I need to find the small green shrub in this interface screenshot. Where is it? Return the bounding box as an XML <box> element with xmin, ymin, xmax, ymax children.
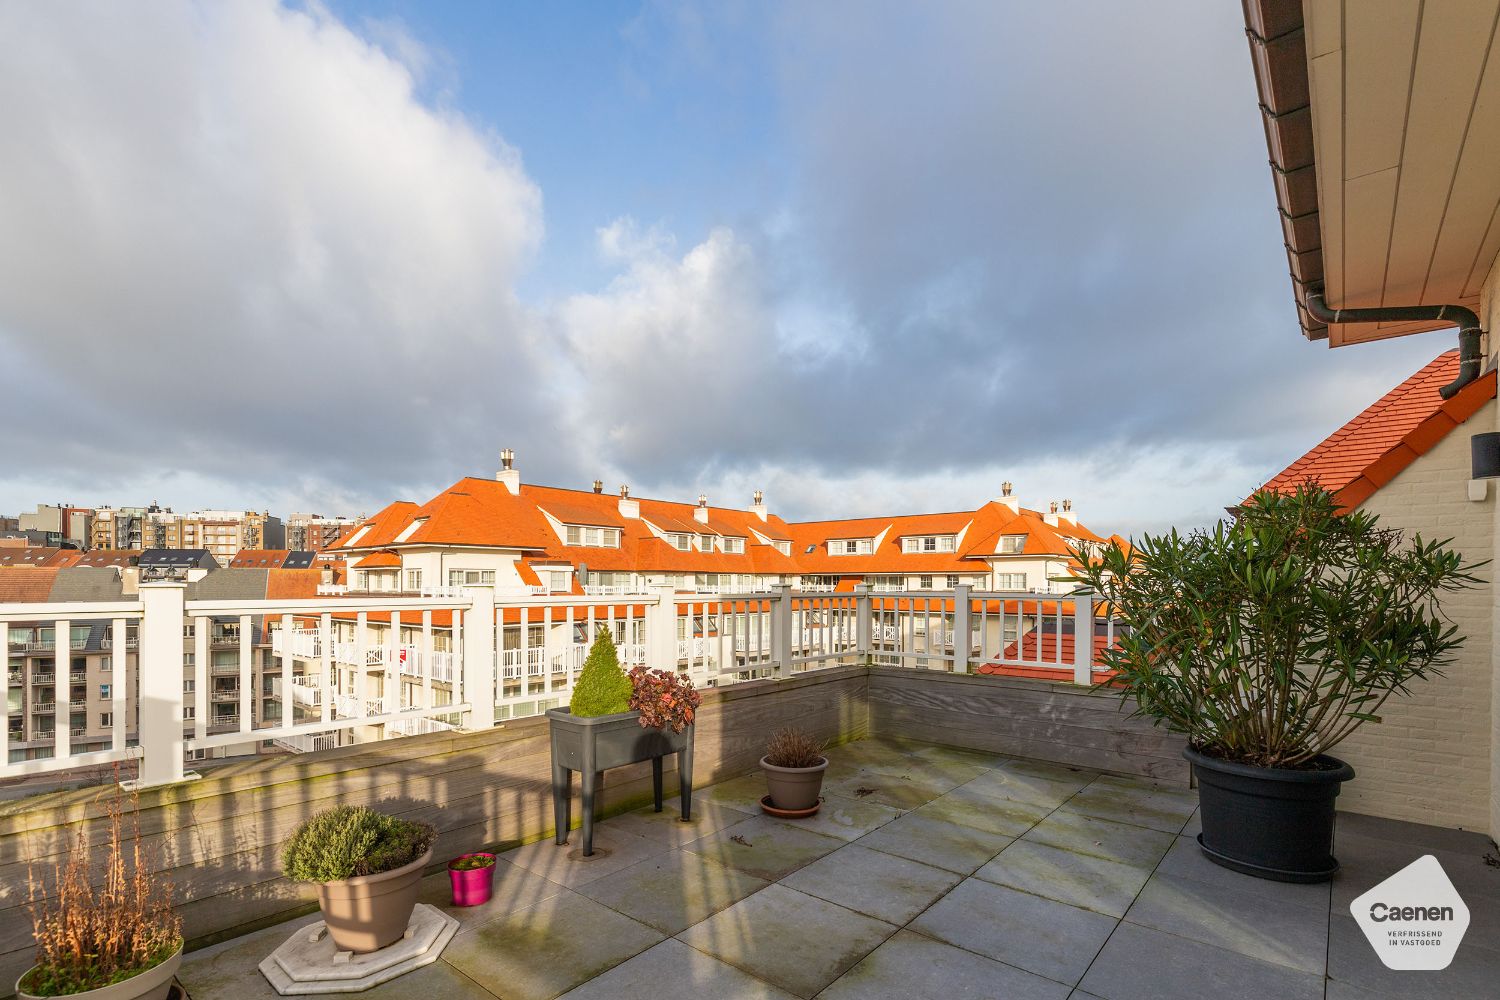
<box><xmin>569</xmin><ymin>630</ymin><xmax>632</xmax><ymax>716</ymax></box>
<box><xmin>448</xmin><ymin>854</ymin><xmax>495</xmax><ymax>871</ymax></box>
<box><xmin>282</xmin><ymin>806</ymin><xmax>436</xmax><ymax>882</ymax></box>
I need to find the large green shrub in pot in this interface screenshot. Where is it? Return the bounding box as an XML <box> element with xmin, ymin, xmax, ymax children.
<box><xmin>282</xmin><ymin>806</ymin><xmax>436</xmax><ymax>882</ymax></box>
<box><xmin>1071</xmin><ymin>485</ymin><xmax>1480</xmax><ymax>768</ymax></box>
<box><xmin>568</xmin><ymin>629</ymin><xmax>632</xmax><ymax>717</ymax></box>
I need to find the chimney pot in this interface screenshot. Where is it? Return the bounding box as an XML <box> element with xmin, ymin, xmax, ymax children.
<box><xmin>620</xmin><ymin>484</ymin><xmax>630</xmax><ymax>498</ymax></box>
<box><xmin>1062</xmin><ymin>499</ymin><xmax>1072</xmax><ymax>512</ymax></box>
<box><xmin>592</xmin><ymin>479</ymin><xmax>603</xmax><ymax>494</ymax></box>
<box><xmin>1050</xmin><ymin>501</ymin><xmax>1058</xmax><ymax>514</ymax></box>
<box><xmin>753</xmin><ymin>490</ymin><xmax>763</xmax><ymax>505</ymax></box>
<box><xmin>500</xmin><ymin>448</ymin><xmax>514</xmax><ymax>470</ymax></box>
<box><xmin>698</xmin><ymin>494</ymin><xmax>708</xmax><ymax>507</ymax></box>
<box><xmin>1002</xmin><ymin>481</ymin><xmax>1013</xmax><ymax>497</ymax></box>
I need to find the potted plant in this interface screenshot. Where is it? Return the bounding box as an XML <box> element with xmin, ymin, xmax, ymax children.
<box><xmin>281</xmin><ymin>805</ymin><xmax>436</xmax><ymax>953</ymax></box>
<box><xmin>760</xmin><ymin>726</ymin><xmax>828</xmax><ymax>815</ymax></box>
<box><xmin>1072</xmin><ymin>485</ymin><xmax>1477</xmax><ymax>882</ymax></box>
<box><xmin>20</xmin><ymin>790</ymin><xmax>182</xmax><ymax>1000</ymax></box>
<box><xmin>548</xmin><ymin>631</ymin><xmax>701</xmax><ymax>855</ymax></box>
<box><xmin>447</xmin><ymin>852</ymin><xmax>497</xmax><ymax>907</ymax></box>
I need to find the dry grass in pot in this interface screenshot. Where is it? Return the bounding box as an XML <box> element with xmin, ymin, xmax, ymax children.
<box><xmin>764</xmin><ymin>726</ymin><xmax>826</xmax><ymax>768</ymax></box>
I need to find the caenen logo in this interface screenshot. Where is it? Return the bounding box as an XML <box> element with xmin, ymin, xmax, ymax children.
<box><xmin>1351</xmin><ymin>855</ymin><xmax>1469</xmax><ymax>971</ymax></box>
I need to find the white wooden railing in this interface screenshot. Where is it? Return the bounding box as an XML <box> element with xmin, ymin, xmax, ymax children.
<box><xmin>2</xmin><ymin>583</ymin><xmax>1113</xmax><ymax>785</ymax></box>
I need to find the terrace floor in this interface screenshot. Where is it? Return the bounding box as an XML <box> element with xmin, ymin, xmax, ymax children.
<box><xmin>176</xmin><ymin>738</ymin><xmax>1500</xmax><ymax>1000</ymax></box>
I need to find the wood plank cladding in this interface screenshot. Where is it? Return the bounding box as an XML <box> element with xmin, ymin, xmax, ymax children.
<box><xmin>867</xmin><ymin>668</ymin><xmax>1188</xmax><ymax>784</ymax></box>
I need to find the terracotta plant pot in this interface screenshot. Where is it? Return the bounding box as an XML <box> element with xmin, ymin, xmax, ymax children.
<box><xmin>448</xmin><ymin>853</ymin><xmax>497</xmax><ymax>907</ymax></box>
<box><xmin>761</xmin><ymin>755</ymin><xmax>828</xmax><ymax>811</ymax></box>
<box><xmin>17</xmin><ymin>943</ymin><xmax>182</xmax><ymax>1000</ymax></box>
<box><xmin>316</xmin><ymin>848</ymin><xmax>432</xmax><ymax>953</ymax></box>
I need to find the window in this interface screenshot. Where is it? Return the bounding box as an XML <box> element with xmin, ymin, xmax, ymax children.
<box><xmin>100</xmin><ymin>712</ymin><xmax>112</xmax><ymax>727</ymax></box>
<box><xmin>902</xmin><ymin>535</ymin><xmax>955</xmax><ymax>553</ymax></box>
<box><xmin>405</xmin><ymin>569</ymin><xmax>423</xmax><ymax>592</ymax></box>
<box><xmin>447</xmin><ymin>569</ymin><xmax>496</xmax><ymax>586</ymax></box>
<box><xmin>997</xmin><ymin>535</ymin><xmax>1025</xmax><ymax>554</ymax></box>
<box><xmin>668</xmin><ymin>533</ymin><xmax>692</xmax><ymax>551</ymax></box>
<box><xmin>946</xmin><ymin>575</ymin><xmax>960</xmax><ymax>588</ymax></box>
<box><xmin>774</xmin><ymin>540</ymin><xmax>791</xmax><ymax>556</ymax></box>
<box><xmin>549</xmin><ymin>571</ymin><xmax>569</xmax><ymax>592</ymax></box>
<box><xmin>995</xmin><ymin>573</ymin><xmax>1027</xmax><ymax>590</ymax></box>
<box><xmin>844</xmin><ymin>539</ymin><xmax>859</xmax><ymax>553</ymax></box>
<box><xmin>565</xmin><ymin>525</ymin><xmax>621</xmax><ymax>548</ymax></box>
<box><xmin>832</xmin><ymin>538</ymin><xmax>872</xmax><ymax>555</ymax></box>
<box><xmin>723</xmin><ymin>537</ymin><xmax>745</xmax><ymax>554</ymax></box>
<box><xmin>99</xmin><ymin>684</ymin><xmax>111</xmax><ymax>699</ymax></box>
<box><xmin>919</xmin><ymin>575</ymin><xmax>934</xmax><ymax>590</ymax></box>
<box><xmin>183</xmin><ymin>679</ymin><xmax>195</xmax><ymax>693</ymax></box>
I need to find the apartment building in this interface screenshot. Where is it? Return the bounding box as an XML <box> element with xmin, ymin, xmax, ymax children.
<box><xmin>17</xmin><ymin>504</ymin><xmax>92</xmax><ymax>549</ymax></box>
<box><xmin>330</xmin><ymin>456</ymin><xmax>1118</xmax><ymax>598</ymax></box>
<box><xmin>285</xmin><ymin>513</ymin><xmax>359</xmax><ymax>553</ymax></box>
<box><xmin>90</xmin><ymin>506</ymin><xmax>150</xmax><ymax>550</ymax></box>
<box><xmin>143</xmin><ymin>509</ymin><xmax>284</xmax><ymax>564</ymax></box>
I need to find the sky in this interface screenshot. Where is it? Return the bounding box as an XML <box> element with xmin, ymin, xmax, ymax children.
<box><xmin>0</xmin><ymin>1</ymin><xmax>1450</xmax><ymax>538</ymax></box>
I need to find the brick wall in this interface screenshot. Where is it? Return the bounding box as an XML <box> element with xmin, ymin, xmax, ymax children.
<box><xmin>1342</xmin><ymin>395</ymin><xmax>1495</xmax><ymax>833</ymax></box>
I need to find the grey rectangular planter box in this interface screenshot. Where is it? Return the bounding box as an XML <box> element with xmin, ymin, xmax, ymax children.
<box><xmin>548</xmin><ymin>707</ymin><xmax>694</xmax><ymax>856</ymax></box>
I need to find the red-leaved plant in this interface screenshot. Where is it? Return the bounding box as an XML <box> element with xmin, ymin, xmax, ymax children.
<box><xmin>628</xmin><ymin>666</ymin><xmax>701</xmax><ymax>733</ymax></box>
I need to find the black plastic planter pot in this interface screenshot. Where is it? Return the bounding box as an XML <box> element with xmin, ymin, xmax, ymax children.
<box><xmin>1185</xmin><ymin>747</ymin><xmax>1355</xmax><ymax>883</ymax></box>
<box><xmin>548</xmin><ymin>707</ymin><xmax>694</xmax><ymax>857</ymax></box>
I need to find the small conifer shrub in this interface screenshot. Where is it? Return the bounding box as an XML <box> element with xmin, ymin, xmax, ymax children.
<box><xmin>569</xmin><ymin>630</ymin><xmax>633</xmax><ymax>716</ymax></box>
<box><xmin>282</xmin><ymin>806</ymin><xmax>436</xmax><ymax>882</ymax></box>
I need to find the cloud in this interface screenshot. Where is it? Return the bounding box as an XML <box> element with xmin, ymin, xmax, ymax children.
<box><xmin>0</xmin><ymin>0</ymin><xmax>541</xmax><ymax>508</ymax></box>
<box><xmin>0</xmin><ymin>1</ymin><xmax>1454</xmax><ymax>537</ymax></box>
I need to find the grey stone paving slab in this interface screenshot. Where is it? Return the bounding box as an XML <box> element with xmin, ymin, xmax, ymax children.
<box><xmin>500</xmin><ymin>825</ymin><xmax>667</xmax><ymax>888</ymax></box>
<box><xmin>696</xmin><ymin>771</ymin><xmax>772</xmax><ymax>812</ymax></box>
<box><xmin>1077</xmin><ymin>921</ymin><xmax>1324</xmax><ymax>1000</ymax></box>
<box><xmin>777</xmin><ymin>791</ymin><xmax>903</xmax><ymax>841</ymax></box>
<box><xmin>576</xmin><ymin>847</ymin><xmax>769</xmax><ymax>935</ymax></box>
<box><xmin>178</xmin><ymin>913</ymin><xmax>488</xmax><ymax>1000</ymax></box>
<box><xmin>1330</xmin><ymin>829</ymin><xmax>1500</xmax><ymax>936</ymax></box>
<box><xmin>910</xmin><ymin>743</ymin><xmax>1010</xmax><ymax>768</ymax></box>
<box><xmin>677</xmin><ymin>883</ymin><xmax>897</xmax><ymax>999</ymax></box>
<box><xmin>781</xmin><ymin>843</ymin><xmax>962</xmax><ymax>924</ymax></box>
<box><xmin>607</xmin><ymin>797</ymin><xmax>755</xmax><ymax>848</ymax></box>
<box><xmin>1181</xmin><ymin>807</ymin><xmax>1202</xmax><ymax>839</ymax></box>
<box><xmin>910</xmin><ymin>877</ymin><xmax>1116</xmax><ymax>985</ymax></box>
<box><xmin>956</xmin><ymin>766</ymin><xmax>1092</xmax><ymax>808</ymax></box>
<box><xmin>1022</xmin><ymin>808</ymin><xmax>1175</xmax><ymax>869</ymax></box>
<box><xmin>974</xmin><ymin>838</ymin><xmax>1153</xmax><ymax>917</ymax></box>
<box><xmin>1060</xmin><ymin>779</ymin><xmax>1197</xmax><ymax>833</ymax></box>
<box><xmin>823</xmin><ymin>769</ymin><xmax>955</xmax><ymax>810</ymax></box>
<box><xmin>417</xmin><ymin>858</ymin><xmax>566</xmax><ymax>933</ymax></box>
<box><xmin>995</xmin><ymin>757</ymin><xmax>1098</xmax><ymax>783</ymax></box>
<box><xmin>910</xmin><ymin>784</ymin><xmax>1054</xmax><ymax>837</ymax></box>
<box><xmin>1123</xmin><ymin>871</ymin><xmax>1329</xmax><ymax>974</ymax></box>
<box><xmin>559</xmin><ymin>938</ymin><xmax>796</xmax><ymax>1000</ymax></box>
<box><xmin>815</xmin><ymin>928</ymin><xmax>1070</xmax><ymax>1000</ymax></box>
<box><xmin>1155</xmin><ymin>835</ymin><xmax>1330</xmax><ymax>911</ymax></box>
<box><xmin>1326</xmin><ymin>912</ymin><xmax>1500</xmax><ymax>1000</ymax></box>
<box><xmin>443</xmin><ymin>888</ymin><xmax>662</xmax><ymax>1000</ymax></box>
<box><xmin>855</xmin><ymin>809</ymin><xmax>1014</xmax><ymax>874</ymax></box>
<box><xmin>683</xmin><ymin>814</ymin><xmax>845</xmax><ymax>880</ymax></box>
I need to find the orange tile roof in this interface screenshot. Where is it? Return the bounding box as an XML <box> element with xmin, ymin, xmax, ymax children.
<box><xmin>0</xmin><ymin>567</ymin><xmax>60</xmax><ymax>602</ymax></box>
<box><xmin>0</xmin><ymin>547</ymin><xmax>66</xmax><ymax>567</ymax></box>
<box><xmin>266</xmin><ymin>567</ymin><xmax>341</xmax><ymax>600</ymax></box>
<box><xmin>1261</xmin><ymin>351</ymin><xmax>1497</xmax><ymax>510</ymax></box>
<box><xmin>353</xmin><ymin>550</ymin><xmax>401</xmax><ymax>569</ymax></box>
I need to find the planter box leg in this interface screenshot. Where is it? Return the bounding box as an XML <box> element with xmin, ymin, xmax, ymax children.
<box><xmin>552</xmin><ymin>761</ymin><xmax>572</xmax><ymax>845</ymax></box>
<box><xmin>678</xmin><ymin>742</ymin><xmax>693</xmax><ymax>821</ymax></box>
<box><xmin>652</xmin><ymin>756</ymin><xmax>664</xmax><ymax>813</ymax></box>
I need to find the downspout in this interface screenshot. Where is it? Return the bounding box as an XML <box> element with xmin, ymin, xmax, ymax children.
<box><xmin>1306</xmin><ymin>291</ymin><xmax>1485</xmax><ymax>399</ymax></box>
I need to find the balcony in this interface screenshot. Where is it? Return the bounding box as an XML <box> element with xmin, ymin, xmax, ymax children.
<box><xmin>31</xmin><ymin>703</ymin><xmax>54</xmax><ymax>714</ymax></box>
<box><xmin>30</xmin><ymin>673</ymin><xmax>53</xmax><ymax>685</ymax></box>
<box><xmin>163</xmin><ymin>733</ymin><xmax>1500</xmax><ymax>1000</ymax></box>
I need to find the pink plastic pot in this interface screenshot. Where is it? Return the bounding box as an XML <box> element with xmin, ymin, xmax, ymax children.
<box><xmin>447</xmin><ymin>853</ymin><xmax>497</xmax><ymax>907</ymax></box>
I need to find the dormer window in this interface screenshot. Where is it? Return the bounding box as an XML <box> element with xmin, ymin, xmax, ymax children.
<box><xmin>774</xmin><ymin>540</ymin><xmax>790</xmax><ymax>556</ymax></box>
<box><xmin>394</xmin><ymin>518</ymin><xmax>427</xmax><ymax>543</ymax></box>
<box><xmin>997</xmin><ymin>535</ymin><xmax>1025</xmax><ymax>554</ymax></box>
<box><xmin>830</xmin><ymin>538</ymin><xmax>873</xmax><ymax>555</ymax></box>
<box><xmin>668</xmin><ymin>533</ymin><xmax>692</xmax><ymax>551</ymax></box>
<box><xmin>564</xmin><ymin>525</ymin><xmax>622</xmax><ymax>548</ymax></box>
<box><xmin>902</xmin><ymin>535</ymin><xmax>955</xmax><ymax>553</ymax></box>
<box><xmin>722</xmin><ymin>537</ymin><xmax>745</xmax><ymax>554</ymax></box>
<box><xmin>698</xmin><ymin>533</ymin><xmax>715</xmax><ymax>550</ymax></box>
<box><xmin>344</xmin><ymin>525</ymin><xmax>371</xmax><ymax>548</ymax></box>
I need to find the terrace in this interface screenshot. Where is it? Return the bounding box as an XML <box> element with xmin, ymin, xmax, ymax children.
<box><xmin>169</xmin><ymin>739</ymin><xmax>1500</xmax><ymax>1000</ymax></box>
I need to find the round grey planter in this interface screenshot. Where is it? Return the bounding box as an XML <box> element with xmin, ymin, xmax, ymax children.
<box><xmin>17</xmin><ymin>943</ymin><xmax>182</xmax><ymax>1000</ymax></box>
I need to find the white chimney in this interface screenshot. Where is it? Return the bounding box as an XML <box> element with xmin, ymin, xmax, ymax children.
<box><xmin>1058</xmin><ymin>498</ymin><xmax>1077</xmax><ymax>526</ymax></box>
<box><xmin>497</xmin><ymin>448</ymin><xmax>520</xmax><ymax>495</ymax></box>
<box><xmin>694</xmin><ymin>494</ymin><xmax>710</xmax><ymax>524</ymax></box>
<box><xmin>1044</xmin><ymin>500</ymin><xmax>1060</xmax><ymax>527</ymax></box>
<box><xmin>750</xmin><ymin>490</ymin><xmax>768</xmax><ymax>522</ymax></box>
<box><xmin>995</xmin><ymin>481</ymin><xmax>1020</xmax><ymax>514</ymax></box>
<box><xmin>618</xmin><ymin>484</ymin><xmax>639</xmax><ymax>519</ymax></box>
